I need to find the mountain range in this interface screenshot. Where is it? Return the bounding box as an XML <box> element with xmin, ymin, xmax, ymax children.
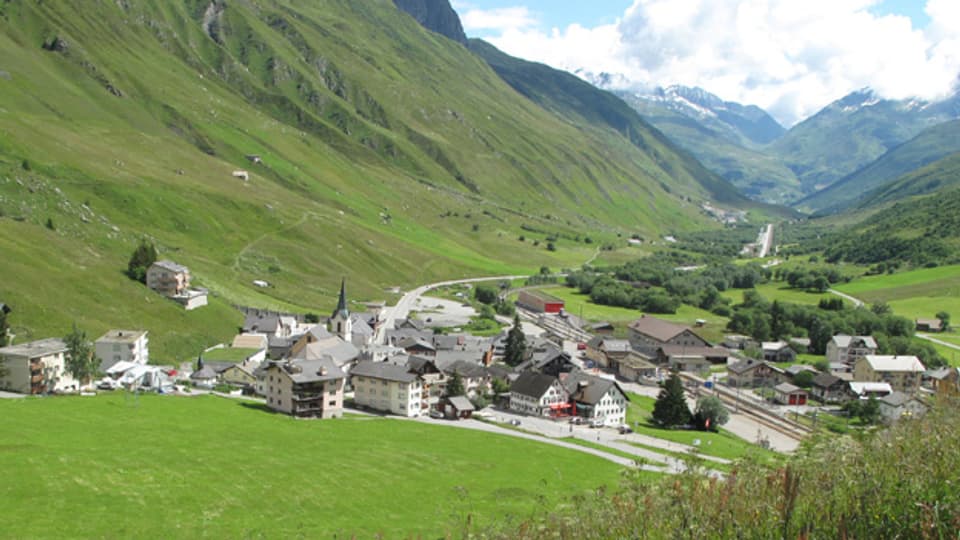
<box><xmin>0</xmin><ymin>0</ymin><xmax>759</xmax><ymax>357</ymax></box>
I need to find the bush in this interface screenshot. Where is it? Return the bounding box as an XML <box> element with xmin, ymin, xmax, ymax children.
<box><xmin>474</xmin><ymin>285</ymin><xmax>498</xmax><ymax>305</ymax></box>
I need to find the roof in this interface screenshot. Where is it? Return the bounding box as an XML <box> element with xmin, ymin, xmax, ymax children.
<box><xmin>269</xmin><ymin>357</ymin><xmax>345</xmax><ymax>383</ymax></box>
<box><xmin>398</xmin><ymin>337</ymin><xmax>436</xmax><ymax>351</ymax></box>
<box><xmin>830</xmin><ymin>334</ymin><xmax>878</xmax><ymax>349</ymax></box>
<box><xmin>774</xmin><ymin>382</ymin><xmax>804</xmax><ymax>394</ymax></box>
<box><xmin>848</xmin><ymin>381</ymin><xmax>893</xmax><ymax>395</ymax></box>
<box><xmin>762</xmin><ymin>341</ymin><xmax>790</xmax><ymax>351</ymax></box>
<box><xmin>202</xmin><ymin>347</ymin><xmax>260</xmax><ymax>363</ymax></box>
<box><xmin>350</xmin><ymin>314</ymin><xmax>374</xmax><ymax>336</ymax></box>
<box><xmin>95</xmin><ymin>330</ymin><xmax>147</xmax><ymax>344</ymax></box>
<box><xmin>519</xmin><ymin>289</ymin><xmax>565</xmax><ymax>303</ymax></box>
<box><xmin>785</xmin><ymin>364</ymin><xmax>817</xmax><ymax>376</ymax></box>
<box><xmin>602</xmin><ymin>339</ymin><xmax>631</xmax><ymax>353</ymax></box>
<box><xmin>394</xmin><ymin>318</ymin><xmax>426</xmax><ymax>331</ymax></box>
<box><xmin>659</xmin><ymin>345</ymin><xmax>729</xmax><ymax>358</ymax></box>
<box><xmin>628</xmin><ymin>315</ymin><xmax>690</xmax><ymax>342</ymax></box>
<box><xmin>350</xmin><ymin>360</ymin><xmax>418</xmax><ymax>383</ymax></box>
<box><xmin>298</xmin><ymin>340</ymin><xmax>359</xmax><ymax>365</ymax></box>
<box><xmin>0</xmin><ymin>337</ymin><xmax>68</xmax><ymax>358</ymax></box>
<box><xmin>510</xmin><ymin>371</ymin><xmax>560</xmax><ymax>399</ymax></box>
<box><xmin>441</xmin><ymin>359</ymin><xmax>489</xmax><ymax>379</ymax></box>
<box><xmin>880</xmin><ymin>391</ymin><xmax>915</xmax><ymax>407</ymax></box>
<box><xmin>405</xmin><ymin>356</ymin><xmax>441</xmax><ymax>374</ymax></box>
<box><xmin>727</xmin><ymin>358</ymin><xmax>766</xmax><ymax>375</ymax></box>
<box><xmin>916</xmin><ymin>318</ymin><xmax>943</xmax><ymax>330</ymax></box>
<box><xmin>563</xmin><ymin>372</ymin><xmax>626</xmax><ymax>406</ymax></box>
<box><xmin>190</xmin><ymin>365</ymin><xmax>218</xmax><ymax>380</ymax></box>
<box><xmin>243</xmin><ymin>314</ymin><xmax>280</xmax><ymax>333</ymax></box>
<box><xmin>812</xmin><ymin>373</ymin><xmax>842</xmax><ymax>388</ymax></box>
<box><xmin>232</xmin><ymin>333</ymin><xmax>268</xmax><ymax>350</ymax></box>
<box><xmin>447</xmin><ymin>395</ymin><xmax>475</xmax><ymax>411</ymax></box>
<box><xmin>862</xmin><ymin>355</ymin><xmax>925</xmax><ymax>373</ymax></box>
<box><xmin>619</xmin><ymin>351</ymin><xmax>657</xmax><ymax>369</ymax></box>
<box><xmin>927</xmin><ymin>367</ymin><xmax>959</xmax><ymax>380</ymax></box>
<box><xmin>589</xmin><ymin>321</ymin><xmax>614</xmax><ymax>330</ymax></box>
<box><xmin>151</xmin><ymin>260</ymin><xmax>188</xmax><ymax>273</ymax></box>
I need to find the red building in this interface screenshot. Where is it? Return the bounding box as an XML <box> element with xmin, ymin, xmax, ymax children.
<box><xmin>517</xmin><ymin>290</ymin><xmax>565</xmax><ymax>314</ymax></box>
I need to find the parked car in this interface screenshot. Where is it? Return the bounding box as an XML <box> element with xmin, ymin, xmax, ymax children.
<box><xmin>508</xmin><ymin>419</ymin><xmax>522</xmax><ymax>426</ymax></box>
<box><xmin>577</xmin><ymin>342</ymin><xmax>587</xmax><ymax>350</ymax></box>
<box><xmin>569</xmin><ymin>416</ymin><xmax>583</xmax><ymax>425</ymax></box>
<box><xmin>97</xmin><ymin>378</ymin><xmax>117</xmax><ymax>390</ymax></box>
<box><xmin>618</xmin><ymin>424</ymin><xmax>633</xmax><ymax>434</ymax></box>
<box><xmin>589</xmin><ymin>419</ymin><xmax>604</xmax><ymax>428</ymax></box>
<box><xmin>429</xmin><ymin>410</ymin><xmax>444</xmax><ymax>419</ymax></box>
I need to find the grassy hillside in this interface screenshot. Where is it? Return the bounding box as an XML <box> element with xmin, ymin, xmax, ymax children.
<box><xmin>0</xmin><ymin>394</ymin><xmax>627</xmax><ymax>537</ymax></box>
<box><xmin>0</xmin><ymin>0</ymin><xmax>740</xmax><ymax>359</ymax></box>
<box><xmin>856</xmin><ymin>150</ymin><xmax>960</xmax><ymax>209</ymax></box>
<box><xmin>799</xmin><ymin>120</ymin><xmax>960</xmax><ymax>213</ymax></box>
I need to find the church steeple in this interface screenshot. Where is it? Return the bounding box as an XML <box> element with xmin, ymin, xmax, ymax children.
<box><xmin>330</xmin><ymin>278</ymin><xmax>352</xmax><ymax>341</ymax></box>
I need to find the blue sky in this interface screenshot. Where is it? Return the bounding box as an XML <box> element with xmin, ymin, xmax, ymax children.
<box><xmin>454</xmin><ymin>1</ymin><xmax>960</xmax><ymax>125</ymax></box>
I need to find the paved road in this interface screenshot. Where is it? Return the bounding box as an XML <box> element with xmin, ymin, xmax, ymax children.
<box><xmin>374</xmin><ymin>275</ymin><xmax>528</xmax><ymax>344</ymax></box>
<box><xmin>758</xmin><ymin>223</ymin><xmax>774</xmax><ymax>258</ymax></box>
<box><xmin>917</xmin><ymin>333</ymin><xmax>960</xmax><ymax>352</ymax></box>
<box><xmin>828</xmin><ymin>288</ymin><xmax>865</xmax><ymax>308</ymax></box>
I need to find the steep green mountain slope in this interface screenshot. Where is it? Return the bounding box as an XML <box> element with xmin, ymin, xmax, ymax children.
<box><xmin>798</xmin><ymin>120</ymin><xmax>960</xmax><ymax>213</ymax></box>
<box><xmin>856</xmin><ymin>151</ymin><xmax>960</xmax><ymax>209</ymax></box>
<box><xmin>467</xmin><ymin>39</ymin><xmax>750</xmax><ymax>207</ymax></box>
<box><xmin>771</xmin><ymin>89</ymin><xmax>960</xmax><ymax>196</ymax></box>
<box><xmin>614</xmin><ymin>92</ymin><xmax>801</xmax><ymax>203</ymax></box>
<box><xmin>0</xmin><ymin>0</ymin><xmax>733</xmax><ymax>360</ymax></box>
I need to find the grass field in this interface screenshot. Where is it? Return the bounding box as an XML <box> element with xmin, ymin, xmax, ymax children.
<box><xmin>624</xmin><ymin>393</ymin><xmax>779</xmax><ymax>464</ymax></box>
<box><xmin>834</xmin><ymin>265</ymin><xmax>960</xmax><ymax>320</ymax></box>
<box><xmin>0</xmin><ymin>394</ymin><xmax>628</xmax><ymax>538</ymax></box>
<box><xmin>721</xmin><ymin>282</ymin><xmax>837</xmax><ymax>306</ymax></box>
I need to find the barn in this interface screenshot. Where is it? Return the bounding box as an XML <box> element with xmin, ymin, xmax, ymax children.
<box><xmin>517</xmin><ymin>290</ymin><xmax>565</xmax><ymax>314</ymax></box>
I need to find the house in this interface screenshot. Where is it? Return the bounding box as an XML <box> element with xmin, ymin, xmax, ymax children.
<box><xmin>616</xmin><ymin>351</ymin><xmax>658</xmax><ymax>382</ymax></box>
<box><xmin>657</xmin><ymin>345</ymin><xmax>730</xmax><ymax>366</ymax></box>
<box><xmin>0</xmin><ymin>338</ymin><xmax>77</xmax><ymax>394</ymax></box>
<box><xmin>810</xmin><ymin>373</ymin><xmax>847</xmax><ymax>403</ymax></box>
<box><xmin>261</xmin><ymin>357</ymin><xmax>345</xmax><ymax>418</ymax></box>
<box><xmin>219</xmin><ymin>363</ymin><xmax>257</xmax><ymax>388</ymax></box>
<box><xmin>289</xmin><ymin>326</ymin><xmax>359</xmax><ymax>368</ymax></box>
<box><xmin>517</xmin><ymin>349</ymin><xmax>577</xmax><ymax>377</ymax></box>
<box><xmin>761</xmin><ymin>341</ymin><xmax>796</xmax><ymax>363</ymax></box>
<box><xmin>785</xmin><ymin>364</ymin><xmax>818</xmax><ymax>381</ymax></box>
<box><xmin>774</xmin><ymin>383</ymin><xmax>807</xmax><ymax>405</ymax></box>
<box><xmin>915</xmin><ymin>318</ymin><xmax>944</xmax><ymax>332</ymax></box>
<box><xmin>665</xmin><ymin>353</ymin><xmax>712</xmax><ymax>374</ymax></box>
<box><xmin>242</xmin><ymin>313</ymin><xmax>297</xmax><ymax>338</ymax></box>
<box><xmin>517</xmin><ymin>290</ymin><xmax>565</xmax><ymax>314</ymax></box>
<box><xmin>829</xmin><ymin>362</ymin><xmax>854</xmax><ymax>380</ymax></box>
<box><xmin>826</xmin><ymin>335</ymin><xmax>878</xmax><ymax>364</ymax></box>
<box><xmin>853</xmin><ymin>355</ymin><xmax>925</xmax><ymax>393</ymax></box>
<box><xmin>727</xmin><ymin>358</ymin><xmax>783</xmax><ymax>388</ymax></box>
<box><xmin>146</xmin><ymin>260</ymin><xmax>191</xmax><ymax>296</ymax></box>
<box><xmin>94</xmin><ymin>330</ymin><xmax>149</xmax><ymax>372</ymax></box>
<box><xmin>145</xmin><ymin>261</ymin><xmax>208</xmax><ymax>310</ymax></box>
<box><xmin>440</xmin><ymin>395</ymin><xmax>475</xmax><ymax>419</ymax></box>
<box><xmin>722</xmin><ymin>334</ymin><xmax>758</xmax><ymax>351</ymax></box>
<box><xmin>788</xmin><ymin>337</ymin><xmax>811</xmax><ymax>353</ymax></box>
<box><xmin>403</xmin><ymin>356</ymin><xmax>446</xmax><ymax>409</ymax></box>
<box><xmin>231</xmin><ymin>333</ymin><xmax>269</xmax><ymax>352</ymax></box>
<box><xmin>441</xmin><ymin>360</ymin><xmax>491</xmax><ymax>397</ymax></box>
<box><xmin>394</xmin><ymin>318</ymin><xmax>427</xmax><ymax>331</ymax></box>
<box><xmin>588</xmin><ymin>321</ymin><xmax>614</xmax><ymax>335</ymax></box>
<box><xmin>879</xmin><ymin>392</ymin><xmax>929</xmax><ymax>423</ymax></box>
<box><xmin>397</xmin><ymin>337</ymin><xmax>436</xmax><ymax>357</ymax></box>
<box><xmin>563</xmin><ymin>371</ymin><xmax>629</xmax><ymax>427</ymax></box>
<box><xmin>848</xmin><ymin>381</ymin><xmax>893</xmax><ymax>400</ymax></box>
<box><xmin>584</xmin><ymin>337</ymin><xmax>631</xmax><ymax>368</ymax></box>
<box><xmin>628</xmin><ymin>315</ymin><xmax>710</xmax><ymax>354</ymax></box>
<box><xmin>509</xmin><ymin>371</ymin><xmax>570</xmax><ymax>417</ymax></box>
<box><xmin>350</xmin><ymin>360</ymin><xmax>423</xmax><ymax>417</ymax></box>
<box><xmin>925</xmin><ymin>367</ymin><xmax>960</xmax><ymax>396</ymax></box>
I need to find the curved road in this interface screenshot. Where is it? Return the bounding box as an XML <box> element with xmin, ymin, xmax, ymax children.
<box><xmin>828</xmin><ymin>288</ymin><xmax>865</xmax><ymax>308</ymax></box>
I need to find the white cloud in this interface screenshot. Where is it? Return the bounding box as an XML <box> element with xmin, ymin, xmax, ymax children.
<box><xmin>460</xmin><ymin>6</ymin><xmax>539</xmax><ymax>32</ymax></box>
<box><xmin>480</xmin><ymin>0</ymin><xmax>960</xmax><ymax>126</ymax></box>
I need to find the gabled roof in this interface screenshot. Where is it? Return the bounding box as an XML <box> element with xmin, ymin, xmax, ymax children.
<box><xmin>398</xmin><ymin>337</ymin><xmax>436</xmax><ymax>351</ymax></box>
<box><xmin>350</xmin><ymin>314</ymin><xmax>374</xmax><ymax>336</ymax></box>
<box><xmin>510</xmin><ymin>371</ymin><xmax>560</xmax><ymax>399</ymax></box>
<box><xmin>243</xmin><ymin>314</ymin><xmax>280</xmax><ymax>333</ymax></box>
<box><xmin>299</xmin><ymin>340</ymin><xmax>359</xmax><ymax>366</ymax></box>
<box><xmin>762</xmin><ymin>341</ymin><xmax>791</xmax><ymax>351</ymax></box>
<box><xmin>727</xmin><ymin>358</ymin><xmax>767</xmax><ymax>375</ymax></box>
<box><xmin>848</xmin><ymin>381</ymin><xmax>892</xmax><ymax>395</ymax></box>
<box><xmin>406</xmin><ymin>355</ymin><xmax>441</xmax><ymax>374</ymax></box>
<box><xmin>232</xmin><ymin>333</ymin><xmax>268</xmax><ymax>350</ymax></box>
<box><xmin>270</xmin><ymin>357</ymin><xmax>345</xmax><ymax>383</ymax></box>
<box><xmin>628</xmin><ymin>315</ymin><xmax>690</xmax><ymax>342</ymax></box>
<box><xmin>812</xmin><ymin>373</ymin><xmax>843</xmax><ymax>388</ymax></box>
<box><xmin>350</xmin><ymin>360</ymin><xmax>418</xmax><ymax>383</ymax></box>
<box><xmin>601</xmin><ymin>339</ymin><xmax>631</xmax><ymax>353</ymax></box>
<box><xmin>830</xmin><ymin>334</ymin><xmax>878</xmax><ymax>349</ymax></box>
<box><xmin>95</xmin><ymin>329</ymin><xmax>147</xmax><ymax>344</ymax></box>
<box><xmin>563</xmin><ymin>372</ymin><xmax>627</xmax><ymax>406</ymax></box>
<box><xmin>785</xmin><ymin>364</ymin><xmax>817</xmax><ymax>376</ymax></box>
<box><xmin>659</xmin><ymin>345</ymin><xmax>729</xmax><ymax>358</ymax></box>
<box><xmin>879</xmin><ymin>391</ymin><xmax>915</xmax><ymax>407</ymax></box>
<box><xmin>394</xmin><ymin>318</ymin><xmax>426</xmax><ymax>331</ymax></box>
<box><xmin>151</xmin><ymin>260</ymin><xmax>188</xmax><ymax>273</ymax></box>
<box><xmin>862</xmin><ymin>355</ymin><xmax>925</xmax><ymax>373</ymax></box>
<box><xmin>774</xmin><ymin>382</ymin><xmax>804</xmax><ymax>394</ymax></box>
<box><xmin>441</xmin><ymin>359</ymin><xmax>489</xmax><ymax>379</ymax></box>
<box><xmin>446</xmin><ymin>395</ymin><xmax>475</xmax><ymax>411</ymax></box>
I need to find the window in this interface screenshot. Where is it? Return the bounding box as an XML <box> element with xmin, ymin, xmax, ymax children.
<box><xmin>328</xmin><ymin>400</ymin><xmax>336</xmax><ymax>406</ymax></box>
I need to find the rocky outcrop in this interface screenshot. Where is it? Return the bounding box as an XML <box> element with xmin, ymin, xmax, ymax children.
<box><xmin>393</xmin><ymin>0</ymin><xmax>467</xmax><ymax>45</ymax></box>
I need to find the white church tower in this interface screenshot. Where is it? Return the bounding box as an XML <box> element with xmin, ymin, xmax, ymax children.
<box><xmin>329</xmin><ymin>278</ymin><xmax>352</xmax><ymax>341</ymax></box>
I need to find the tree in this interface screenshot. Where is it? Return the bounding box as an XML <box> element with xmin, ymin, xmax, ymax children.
<box><xmin>474</xmin><ymin>285</ymin><xmax>498</xmax><ymax>305</ymax></box>
<box><xmin>694</xmin><ymin>395</ymin><xmax>729</xmax><ymax>431</ymax></box>
<box><xmin>45</xmin><ymin>217</ymin><xmax>55</xmax><ymax>230</ymax></box>
<box><xmin>936</xmin><ymin>311</ymin><xmax>951</xmax><ymax>332</ymax></box>
<box><xmin>0</xmin><ymin>309</ymin><xmax>9</xmax><ymax>348</ymax></box>
<box><xmin>491</xmin><ymin>377</ymin><xmax>510</xmax><ymax>395</ymax></box>
<box><xmin>445</xmin><ymin>371</ymin><xmax>465</xmax><ymax>397</ymax></box>
<box><xmin>793</xmin><ymin>370</ymin><xmax>815</xmax><ymax>388</ymax></box>
<box><xmin>504</xmin><ymin>314</ymin><xmax>527</xmax><ymax>367</ymax></box>
<box><xmin>126</xmin><ymin>239</ymin><xmax>158</xmax><ymax>283</ymax></box>
<box><xmin>64</xmin><ymin>323</ymin><xmax>97</xmax><ymax>388</ymax></box>
<box><xmin>651</xmin><ymin>371</ymin><xmax>691</xmax><ymax>428</ymax></box>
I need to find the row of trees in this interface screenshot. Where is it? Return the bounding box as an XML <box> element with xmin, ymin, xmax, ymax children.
<box><xmin>652</xmin><ymin>371</ymin><xmax>729</xmax><ymax>431</ymax></box>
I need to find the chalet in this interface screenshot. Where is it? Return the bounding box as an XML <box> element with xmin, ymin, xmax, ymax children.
<box><xmin>0</xmin><ymin>338</ymin><xmax>76</xmax><ymax>394</ymax></box>
<box><xmin>811</xmin><ymin>373</ymin><xmax>847</xmax><ymax>403</ymax></box>
<box><xmin>774</xmin><ymin>383</ymin><xmax>807</xmax><ymax>405</ymax></box>
<box><xmin>848</xmin><ymin>381</ymin><xmax>893</xmax><ymax>400</ymax></box>
<box><xmin>440</xmin><ymin>360</ymin><xmax>490</xmax><ymax>397</ymax></box>
<box><xmin>585</xmin><ymin>337</ymin><xmax>632</xmax><ymax>368</ymax></box>
<box><xmin>289</xmin><ymin>326</ymin><xmax>359</xmax><ymax>368</ymax></box>
<box><xmin>915</xmin><ymin>318</ymin><xmax>944</xmax><ymax>333</ymax></box>
<box><xmin>563</xmin><ymin>372</ymin><xmax>629</xmax><ymax>427</ymax></box>
<box><xmin>616</xmin><ymin>351</ymin><xmax>658</xmax><ymax>382</ymax></box>
<box><xmin>146</xmin><ymin>260</ymin><xmax>190</xmax><ymax>296</ymax></box>
<box><xmin>926</xmin><ymin>367</ymin><xmax>960</xmax><ymax>396</ymax></box>
<box><xmin>397</xmin><ymin>337</ymin><xmax>437</xmax><ymax>357</ymax></box>
<box><xmin>94</xmin><ymin>330</ymin><xmax>149</xmax><ymax>373</ymax></box>
<box><xmin>219</xmin><ymin>363</ymin><xmax>257</xmax><ymax>389</ymax></box>
<box><xmin>853</xmin><ymin>355</ymin><xmax>925</xmax><ymax>393</ymax></box>
<box><xmin>722</xmin><ymin>334</ymin><xmax>758</xmax><ymax>351</ymax></box>
<box><xmin>440</xmin><ymin>395</ymin><xmax>475</xmax><ymax>419</ymax></box>
<box><xmin>829</xmin><ymin>362</ymin><xmax>854</xmax><ymax>380</ymax></box>
<box><xmin>761</xmin><ymin>341</ymin><xmax>796</xmax><ymax>363</ymax></box>
<box><xmin>242</xmin><ymin>313</ymin><xmax>298</xmax><ymax>338</ymax></box>
<box><xmin>517</xmin><ymin>290</ymin><xmax>565</xmax><ymax>314</ymax></box>
<box><xmin>826</xmin><ymin>335</ymin><xmax>878</xmax><ymax>364</ymax></box>
<box><xmin>726</xmin><ymin>358</ymin><xmax>783</xmax><ymax>388</ymax></box>
<box><xmin>509</xmin><ymin>371</ymin><xmax>570</xmax><ymax>417</ymax></box>
<box><xmin>628</xmin><ymin>315</ymin><xmax>710</xmax><ymax>354</ymax></box>
<box><xmin>403</xmin><ymin>356</ymin><xmax>446</xmax><ymax>410</ymax></box>
<box><xmin>517</xmin><ymin>349</ymin><xmax>577</xmax><ymax>377</ymax></box>
<box><xmin>350</xmin><ymin>360</ymin><xmax>423</xmax><ymax>417</ymax></box>
<box><xmin>261</xmin><ymin>357</ymin><xmax>345</xmax><ymax>418</ymax></box>
<box><xmin>879</xmin><ymin>392</ymin><xmax>929</xmax><ymax>423</ymax></box>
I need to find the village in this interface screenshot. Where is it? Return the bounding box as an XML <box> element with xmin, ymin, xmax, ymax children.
<box><xmin>1</xmin><ymin>258</ymin><xmax>956</xmax><ymax>463</ymax></box>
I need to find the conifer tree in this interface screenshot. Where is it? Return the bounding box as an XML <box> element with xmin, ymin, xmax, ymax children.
<box><xmin>652</xmin><ymin>370</ymin><xmax>691</xmax><ymax>428</ymax></box>
<box><xmin>504</xmin><ymin>314</ymin><xmax>526</xmax><ymax>367</ymax></box>
<box><xmin>126</xmin><ymin>239</ymin><xmax>158</xmax><ymax>283</ymax></box>
<box><xmin>445</xmin><ymin>371</ymin><xmax>465</xmax><ymax>397</ymax></box>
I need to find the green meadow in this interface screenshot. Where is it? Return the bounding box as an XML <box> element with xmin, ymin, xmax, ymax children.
<box><xmin>834</xmin><ymin>265</ymin><xmax>960</xmax><ymax>319</ymax></box>
<box><xmin>0</xmin><ymin>394</ymin><xmax>626</xmax><ymax>538</ymax></box>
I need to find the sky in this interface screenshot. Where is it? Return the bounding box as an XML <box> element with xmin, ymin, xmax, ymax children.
<box><xmin>452</xmin><ymin>1</ymin><xmax>959</xmax><ymax>126</ymax></box>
